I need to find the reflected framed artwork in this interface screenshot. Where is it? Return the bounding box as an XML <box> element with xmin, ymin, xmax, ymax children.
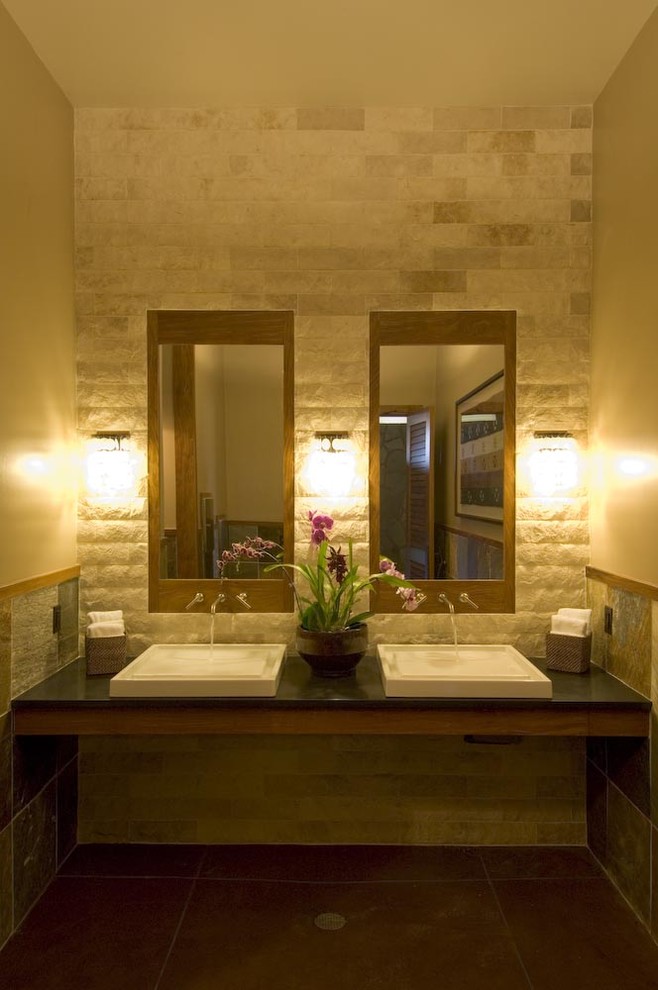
<box><xmin>455</xmin><ymin>371</ymin><xmax>505</xmax><ymax>523</ymax></box>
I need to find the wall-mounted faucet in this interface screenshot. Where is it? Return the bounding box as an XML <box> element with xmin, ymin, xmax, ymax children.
<box><xmin>235</xmin><ymin>592</ymin><xmax>252</xmax><ymax>610</ymax></box>
<box><xmin>210</xmin><ymin>593</ymin><xmax>227</xmax><ymax>614</ymax></box>
<box><xmin>185</xmin><ymin>592</ymin><xmax>205</xmax><ymax>610</ymax></box>
<box><xmin>437</xmin><ymin>592</ymin><xmax>454</xmax><ymax>613</ymax></box>
<box><xmin>458</xmin><ymin>592</ymin><xmax>479</xmax><ymax>610</ymax></box>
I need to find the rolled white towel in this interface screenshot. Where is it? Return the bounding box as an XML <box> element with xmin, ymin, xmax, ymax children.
<box><xmin>557</xmin><ymin>607</ymin><xmax>592</xmax><ymax>634</ymax></box>
<box><xmin>550</xmin><ymin>615</ymin><xmax>588</xmax><ymax>637</ymax></box>
<box><xmin>87</xmin><ymin>610</ymin><xmax>123</xmax><ymax>624</ymax></box>
<box><xmin>86</xmin><ymin>620</ymin><xmax>126</xmax><ymax>639</ymax></box>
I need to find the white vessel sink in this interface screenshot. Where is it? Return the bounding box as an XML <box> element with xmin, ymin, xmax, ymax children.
<box><xmin>109</xmin><ymin>643</ymin><xmax>286</xmax><ymax>698</ymax></box>
<box><xmin>377</xmin><ymin>644</ymin><xmax>552</xmax><ymax>699</ymax></box>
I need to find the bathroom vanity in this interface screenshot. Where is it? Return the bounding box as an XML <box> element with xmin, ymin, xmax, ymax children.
<box><xmin>12</xmin><ymin>653</ymin><xmax>650</xmax><ymax>738</ymax></box>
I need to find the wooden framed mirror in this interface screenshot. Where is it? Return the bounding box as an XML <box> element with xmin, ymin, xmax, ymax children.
<box><xmin>370</xmin><ymin>311</ymin><xmax>516</xmax><ymax>614</ymax></box>
<box><xmin>147</xmin><ymin>310</ymin><xmax>294</xmax><ymax>612</ymax></box>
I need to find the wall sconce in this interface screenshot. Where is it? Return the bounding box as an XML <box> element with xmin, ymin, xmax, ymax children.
<box><xmin>528</xmin><ymin>432</ymin><xmax>579</xmax><ymax>497</ymax></box>
<box><xmin>304</xmin><ymin>432</ymin><xmax>356</xmax><ymax>497</ymax></box>
<box><xmin>85</xmin><ymin>432</ymin><xmax>140</xmax><ymax>498</ymax></box>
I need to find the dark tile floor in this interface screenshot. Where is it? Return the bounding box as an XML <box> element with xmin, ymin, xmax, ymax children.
<box><xmin>1</xmin><ymin>845</ymin><xmax>657</xmax><ymax>989</ymax></box>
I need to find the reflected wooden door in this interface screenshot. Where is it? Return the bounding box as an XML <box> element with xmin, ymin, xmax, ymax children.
<box><xmin>406</xmin><ymin>409</ymin><xmax>434</xmax><ymax>579</ymax></box>
<box><xmin>172</xmin><ymin>344</ymin><xmax>199</xmax><ymax>577</ymax></box>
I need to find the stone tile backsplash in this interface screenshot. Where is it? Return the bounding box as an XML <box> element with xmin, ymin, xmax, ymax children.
<box><xmin>586</xmin><ymin>573</ymin><xmax>657</xmax><ymax>943</ymax></box>
<box><xmin>0</xmin><ymin>575</ymin><xmax>79</xmax><ymax>950</ymax></box>
<box><xmin>11</xmin><ymin>586</ymin><xmax>59</xmax><ymax>699</ymax></box>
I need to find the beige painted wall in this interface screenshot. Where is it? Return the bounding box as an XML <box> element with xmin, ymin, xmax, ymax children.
<box><xmin>591</xmin><ymin>7</ymin><xmax>658</xmax><ymax>587</ymax></box>
<box><xmin>0</xmin><ymin>5</ymin><xmax>76</xmax><ymax>586</ymax></box>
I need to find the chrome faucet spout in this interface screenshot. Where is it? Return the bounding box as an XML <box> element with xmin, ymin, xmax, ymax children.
<box><xmin>210</xmin><ymin>593</ymin><xmax>226</xmax><ymax>615</ymax></box>
<box><xmin>185</xmin><ymin>592</ymin><xmax>205</xmax><ymax>610</ymax></box>
<box><xmin>437</xmin><ymin>592</ymin><xmax>454</xmax><ymax>614</ymax></box>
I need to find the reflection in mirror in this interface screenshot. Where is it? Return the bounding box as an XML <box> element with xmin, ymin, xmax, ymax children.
<box><xmin>148</xmin><ymin>311</ymin><xmax>294</xmax><ymax>613</ymax></box>
<box><xmin>160</xmin><ymin>344</ymin><xmax>284</xmax><ymax>579</ymax></box>
<box><xmin>379</xmin><ymin>346</ymin><xmax>504</xmax><ymax>581</ymax></box>
<box><xmin>370</xmin><ymin>312</ymin><xmax>516</xmax><ymax>614</ymax></box>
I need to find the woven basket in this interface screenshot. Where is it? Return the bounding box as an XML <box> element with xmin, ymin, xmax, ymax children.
<box><xmin>545</xmin><ymin>631</ymin><xmax>591</xmax><ymax>674</ymax></box>
<box><xmin>85</xmin><ymin>635</ymin><xmax>127</xmax><ymax>676</ymax></box>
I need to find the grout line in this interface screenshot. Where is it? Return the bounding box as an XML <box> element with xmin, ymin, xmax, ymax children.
<box><xmin>56</xmin><ymin>871</ymin><xmax>204</xmax><ymax>880</ymax></box>
<box><xmin>605</xmin><ymin>772</ymin><xmax>652</xmax><ymax>825</ymax></box>
<box><xmin>481</xmin><ymin>858</ymin><xmax>535</xmax><ymax>990</ymax></box>
<box><xmin>193</xmin><ymin>874</ymin><xmax>488</xmax><ymax>885</ymax></box>
<box><xmin>149</xmin><ymin>847</ymin><xmax>207</xmax><ymax>988</ymax></box>
<box><xmin>196</xmin><ymin>844</ymin><xmax>210</xmax><ymax>880</ymax></box>
<box><xmin>153</xmin><ymin>876</ymin><xmax>198</xmax><ymax>990</ymax></box>
<box><xmin>588</xmin><ymin>842</ymin><xmax>655</xmax><ymax>940</ymax></box>
<box><xmin>56</xmin><ymin>843</ymin><xmax>78</xmax><ymax>874</ymax></box>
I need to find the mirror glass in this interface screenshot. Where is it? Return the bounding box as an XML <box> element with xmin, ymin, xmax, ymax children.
<box><xmin>379</xmin><ymin>345</ymin><xmax>504</xmax><ymax>581</ymax></box>
<box><xmin>160</xmin><ymin>343</ymin><xmax>284</xmax><ymax>580</ymax></box>
<box><xmin>148</xmin><ymin>310</ymin><xmax>294</xmax><ymax>613</ymax></box>
<box><xmin>370</xmin><ymin>311</ymin><xmax>515</xmax><ymax>614</ymax></box>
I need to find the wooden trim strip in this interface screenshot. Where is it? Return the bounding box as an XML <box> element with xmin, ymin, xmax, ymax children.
<box><xmin>0</xmin><ymin>565</ymin><xmax>80</xmax><ymax>603</ymax></box>
<box><xmin>12</xmin><ymin>705</ymin><xmax>649</xmax><ymax>737</ymax></box>
<box><xmin>585</xmin><ymin>566</ymin><xmax>658</xmax><ymax>602</ymax></box>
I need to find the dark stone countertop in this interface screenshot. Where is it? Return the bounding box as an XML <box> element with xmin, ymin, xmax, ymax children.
<box><xmin>11</xmin><ymin>653</ymin><xmax>651</xmax><ymax>712</ymax></box>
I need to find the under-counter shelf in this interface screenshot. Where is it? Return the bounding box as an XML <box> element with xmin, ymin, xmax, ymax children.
<box><xmin>11</xmin><ymin>653</ymin><xmax>650</xmax><ymax>738</ymax></box>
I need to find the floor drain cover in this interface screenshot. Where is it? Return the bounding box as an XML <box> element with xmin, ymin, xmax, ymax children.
<box><xmin>314</xmin><ymin>912</ymin><xmax>346</xmax><ymax>931</ymax></box>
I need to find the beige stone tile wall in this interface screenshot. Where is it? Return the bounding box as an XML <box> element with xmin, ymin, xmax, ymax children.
<box><xmin>78</xmin><ymin>734</ymin><xmax>585</xmax><ymax>845</ymax></box>
<box><xmin>75</xmin><ymin>105</ymin><xmax>592</xmax><ymax>844</ymax></box>
<box><xmin>75</xmin><ymin>103</ymin><xmax>592</xmax><ymax>657</ymax></box>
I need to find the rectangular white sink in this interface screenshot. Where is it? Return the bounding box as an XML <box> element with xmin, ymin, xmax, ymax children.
<box><xmin>109</xmin><ymin>643</ymin><xmax>286</xmax><ymax>698</ymax></box>
<box><xmin>377</xmin><ymin>644</ymin><xmax>552</xmax><ymax>699</ymax></box>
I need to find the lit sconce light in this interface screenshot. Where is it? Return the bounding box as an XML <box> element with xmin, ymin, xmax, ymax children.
<box><xmin>528</xmin><ymin>432</ymin><xmax>579</xmax><ymax>497</ymax></box>
<box><xmin>85</xmin><ymin>432</ymin><xmax>140</xmax><ymax>498</ymax></box>
<box><xmin>305</xmin><ymin>432</ymin><xmax>356</xmax><ymax>497</ymax></box>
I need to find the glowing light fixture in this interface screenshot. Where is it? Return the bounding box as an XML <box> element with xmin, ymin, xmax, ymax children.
<box><xmin>85</xmin><ymin>432</ymin><xmax>140</xmax><ymax>498</ymax></box>
<box><xmin>305</xmin><ymin>432</ymin><xmax>356</xmax><ymax>497</ymax></box>
<box><xmin>528</xmin><ymin>432</ymin><xmax>579</xmax><ymax>497</ymax></box>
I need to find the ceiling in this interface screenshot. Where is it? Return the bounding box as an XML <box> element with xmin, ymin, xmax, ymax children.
<box><xmin>3</xmin><ymin>0</ymin><xmax>657</xmax><ymax>108</ymax></box>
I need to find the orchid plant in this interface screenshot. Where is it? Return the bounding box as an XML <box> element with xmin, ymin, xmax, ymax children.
<box><xmin>218</xmin><ymin>510</ymin><xmax>424</xmax><ymax>632</ymax></box>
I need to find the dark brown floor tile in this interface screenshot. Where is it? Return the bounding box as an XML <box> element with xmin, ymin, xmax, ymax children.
<box><xmin>481</xmin><ymin>845</ymin><xmax>603</xmax><ymax>879</ymax></box>
<box><xmin>200</xmin><ymin>843</ymin><xmax>486</xmax><ymax>882</ymax></box>
<box><xmin>494</xmin><ymin>877</ymin><xmax>658</xmax><ymax>990</ymax></box>
<box><xmin>0</xmin><ymin>876</ymin><xmax>192</xmax><ymax>990</ymax></box>
<box><xmin>158</xmin><ymin>879</ymin><xmax>529</xmax><ymax>990</ymax></box>
<box><xmin>59</xmin><ymin>842</ymin><xmax>206</xmax><ymax>877</ymax></box>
